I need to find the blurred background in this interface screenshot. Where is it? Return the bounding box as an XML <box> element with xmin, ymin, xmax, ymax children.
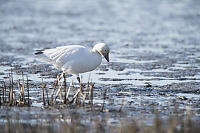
<box><xmin>0</xmin><ymin>0</ymin><xmax>200</xmax><ymax>84</ymax></box>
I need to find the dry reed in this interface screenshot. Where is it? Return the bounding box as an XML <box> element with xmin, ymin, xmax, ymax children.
<box><xmin>0</xmin><ymin>70</ymin><xmax>96</xmax><ymax>107</ymax></box>
<box><xmin>0</xmin><ymin>70</ymin><xmax>30</xmax><ymax>106</ymax></box>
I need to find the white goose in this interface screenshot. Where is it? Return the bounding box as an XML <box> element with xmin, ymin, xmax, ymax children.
<box><xmin>35</xmin><ymin>43</ymin><xmax>110</xmax><ymax>82</ymax></box>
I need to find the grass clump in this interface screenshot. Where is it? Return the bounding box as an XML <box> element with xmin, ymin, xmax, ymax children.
<box><xmin>0</xmin><ymin>113</ymin><xmax>199</xmax><ymax>133</ymax></box>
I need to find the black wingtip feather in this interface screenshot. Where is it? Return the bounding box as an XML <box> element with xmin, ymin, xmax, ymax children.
<box><xmin>35</xmin><ymin>48</ymin><xmax>50</xmax><ymax>55</ymax></box>
<box><xmin>34</xmin><ymin>51</ymin><xmax>43</xmax><ymax>55</ymax></box>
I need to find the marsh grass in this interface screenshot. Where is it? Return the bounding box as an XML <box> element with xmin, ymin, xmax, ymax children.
<box><xmin>0</xmin><ymin>112</ymin><xmax>199</xmax><ymax>133</ymax></box>
<box><xmin>0</xmin><ymin>71</ymin><xmax>96</xmax><ymax>107</ymax></box>
<box><xmin>0</xmin><ymin>71</ymin><xmax>200</xmax><ymax>133</ymax></box>
<box><xmin>0</xmin><ymin>71</ymin><xmax>30</xmax><ymax>106</ymax></box>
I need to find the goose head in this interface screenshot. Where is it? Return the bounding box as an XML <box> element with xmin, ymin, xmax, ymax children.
<box><xmin>93</xmin><ymin>43</ymin><xmax>110</xmax><ymax>62</ymax></box>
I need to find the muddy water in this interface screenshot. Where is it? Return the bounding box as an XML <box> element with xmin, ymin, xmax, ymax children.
<box><xmin>0</xmin><ymin>0</ymin><xmax>200</xmax><ymax>127</ymax></box>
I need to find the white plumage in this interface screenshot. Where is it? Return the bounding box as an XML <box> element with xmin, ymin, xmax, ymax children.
<box><xmin>35</xmin><ymin>43</ymin><xmax>110</xmax><ymax>80</ymax></box>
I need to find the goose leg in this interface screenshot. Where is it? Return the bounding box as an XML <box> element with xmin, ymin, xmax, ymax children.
<box><xmin>53</xmin><ymin>72</ymin><xmax>64</xmax><ymax>86</ymax></box>
<box><xmin>77</xmin><ymin>76</ymin><xmax>81</xmax><ymax>84</ymax></box>
<box><xmin>59</xmin><ymin>72</ymin><xmax>64</xmax><ymax>80</ymax></box>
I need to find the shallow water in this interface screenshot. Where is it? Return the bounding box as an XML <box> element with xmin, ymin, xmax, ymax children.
<box><xmin>0</xmin><ymin>0</ymin><xmax>200</xmax><ymax>128</ymax></box>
